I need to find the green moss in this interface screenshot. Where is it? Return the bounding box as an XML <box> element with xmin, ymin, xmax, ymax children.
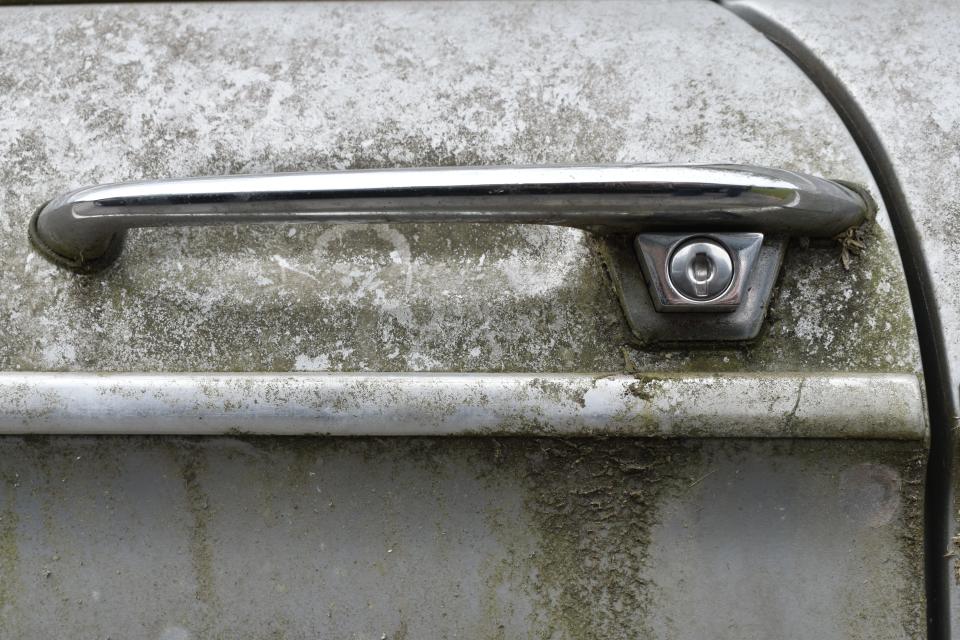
<box><xmin>167</xmin><ymin>443</ymin><xmax>218</xmax><ymax>634</ymax></box>
<box><xmin>0</xmin><ymin>498</ymin><xmax>19</xmax><ymax>613</ymax></box>
<box><xmin>615</xmin><ymin>220</ymin><xmax>920</xmax><ymax>374</ymax></box>
<box><xmin>0</xmin><ymin>435</ymin><xmax>928</xmax><ymax>638</ymax></box>
<box><xmin>510</xmin><ymin>439</ymin><xmax>696</xmax><ymax>638</ymax></box>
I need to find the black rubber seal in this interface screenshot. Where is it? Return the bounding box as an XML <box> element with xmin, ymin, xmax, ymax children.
<box><xmin>28</xmin><ymin>203</ymin><xmax>125</xmax><ymax>275</ymax></box>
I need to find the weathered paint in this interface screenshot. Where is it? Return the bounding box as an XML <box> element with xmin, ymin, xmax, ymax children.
<box><xmin>0</xmin><ymin>1</ymin><xmax>928</xmax><ymax>638</ymax></box>
<box><xmin>0</xmin><ymin>371</ymin><xmax>927</xmax><ymax>439</ymax></box>
<box><xmin>0</xmin><ymin>436</ymin><xmax>926</xmax><ymax>639</ymax></box>
<box><xmin>726</xmin><ymin>0</ymin><xmax>959</xmax><ymax>628</ymax></box>
<box><xmin>730</xmin><ymin>0</ymin><xmax>960</xmax><ymax>373</ymax></box>
<box><xmin>0</xmin><ymin>1</ymin><xmax>919</xmax><ymax>375</ymax></box>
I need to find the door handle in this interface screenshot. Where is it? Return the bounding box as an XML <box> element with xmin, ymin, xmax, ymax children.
<box><xmin>29</xmin><ymin>164</ymin><xmax>874</xmax><ymax>341</ymax></box>
<box><xmin>31</xmin><ymin>164</ymin><xmax>870</xmax><ymax>270</ymax></box>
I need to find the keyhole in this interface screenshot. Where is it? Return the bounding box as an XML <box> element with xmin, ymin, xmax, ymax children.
<box><xmin>688</xmin><ymin>252</ymin><xmax>714</xmax><ymax>297</ymax></box>
<box><xmin>690</xmin><ymin>252</ymin><xmax>713</xmax><ymax>283</ymax></box>
<box><xmin>667</xmin><ymin>237</ymin><xmax>735</xmax><ymax>302</ymax></box>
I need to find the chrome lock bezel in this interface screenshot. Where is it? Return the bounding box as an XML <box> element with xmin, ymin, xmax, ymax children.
<box><xmin>634</xmin><ymin>232</ymin><xmax>764</xmax><ymax>312</ymax></box>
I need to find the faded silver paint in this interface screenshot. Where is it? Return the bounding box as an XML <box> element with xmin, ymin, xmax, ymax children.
<box><xmin>725</xmin><ymin>0</ymin><xmax>960</xmax><ymax>381</ymax></box>
<box><xmin>0</xmin><ymin>0</ymin><xmax>919</xmax><ymax>373</ymax></box>
<box><xmin>0</xmin><ymin>1</ymin><xmax>928</xmax><ymax>638</ymax></box>
<box><xmin>0</xmin><ymin>436</ymin><xmax>925</xmax><ymax>640</ymax></box>
<box><xmin>0</xmin><ymin>372</ymin><xmax>926</xmax><ymax>438</ymax></box>
<box><xmin>725</xmin><ymin>0</ymin><xmax>960</xmax><ymax>631</ymax></box>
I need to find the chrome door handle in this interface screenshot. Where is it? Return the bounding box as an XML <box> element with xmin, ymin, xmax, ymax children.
<box><xmin>31</xmin><ymin>164</ymin><xmax>870</xmax><ymax>271</ymax></box>
<box><xmin>29</xmin><ymin>164</ymin><xmax>875</xmax><ymax>342</ymax></box>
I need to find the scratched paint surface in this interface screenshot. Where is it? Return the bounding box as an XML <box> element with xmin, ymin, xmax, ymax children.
<box><xmin>0</xmin><ymin>2</ymin><xmax>926</xmax><ymax>638</ymax></box>
<box><xmin>0</xmin><ymin>1</ymin><xmax>918</xmax><ymax>374</ymax></box>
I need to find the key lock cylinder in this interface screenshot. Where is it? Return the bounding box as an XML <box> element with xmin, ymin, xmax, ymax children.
<box><xmin>669</xmin><ymin>238</ymin><xmax>735</xmax><ymax>301</ymax></box>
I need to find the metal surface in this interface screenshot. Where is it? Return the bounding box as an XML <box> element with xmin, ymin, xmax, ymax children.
<box><xmin>720</xmin><ymin>3</ymin><xmax>958</xmax><ymax>636</ymax></box>
<box><xmin>669</xmin><ymin>238</ymin><xmax>734</xmax><ymax>300</ymax></box>
<box><xmin>607</xmin><ymin>235</ymin><xmax>785</xmax><ymax>341</ymax></box>
<box><xmin>0</xmin><ymin>1</ymin><xmax>918</xmax><ymax>374</ymax></box>
<box><xmin>0</xmin><ymin>436</ymin><xmax>925</xmax><ymax>640</ymax></box>
<box><xmin>29</xmin><ymin>164</ymin><xmax>872</xmax><ymax>273</ymax></box>
<box><xmin>637</xmin><ymin>232</ymin><xmax>763</xmax><ymax>312</ymax></box>
<box><xmin>0</xmin><ymin>371</ymin><xmax>926</xmax><ymax>439</ymax></box>
<box><xmin>0</xmin><ymin>2</ymin><xmax>927</xmax><ymax>638</ymax></box>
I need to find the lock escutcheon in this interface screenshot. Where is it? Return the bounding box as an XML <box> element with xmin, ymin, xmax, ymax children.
<box><xmin>633</xmin><ymin>232</ymin><xmax>764</xmax><ymax>313</ymax></box>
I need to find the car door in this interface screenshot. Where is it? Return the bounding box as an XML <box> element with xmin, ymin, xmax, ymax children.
<box><xmin>723</xmin><ymin>3</ymin><xmax>958</xmax><ymax>638</ymax></box>
<box><xmin>0</xmin><ymin>2</ymin><xmax>927</xmax><ymax>638</ymax></box>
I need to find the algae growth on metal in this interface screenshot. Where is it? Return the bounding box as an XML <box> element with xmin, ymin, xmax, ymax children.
<box><xmin>0</xmin><ymin>435</ymin><xmax>926</xmax><ymax>639</ymax></box>
<box><xmin>0</xmin><ymin>1</ymin><xmax>919</xmax><ymax>375</ymax></box>
<box><xmin>0</xmin><ymin>1</ymin><xmax>929</xmax><ymax>638</ymax></box>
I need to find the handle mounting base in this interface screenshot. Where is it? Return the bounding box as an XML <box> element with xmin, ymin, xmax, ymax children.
<box><xmin>599</xmin><ymin>234</ymin><xmax>786</xmax><ymax>344</ymax></box>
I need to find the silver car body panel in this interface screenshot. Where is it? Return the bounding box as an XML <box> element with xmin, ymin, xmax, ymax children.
<box><xmin>726</xmin><ymin>1</ymin><xmax>959</xmax><ymax>635</ymax></box>
<box><xmin>0</xmin><ymin>1</ymin><xmax>927</xmax><ymax>638</ymax></box>
<box><xmin>0</xmin><ymin>1</ymin><xmax>918</xmax><ymax>375</ymax></box>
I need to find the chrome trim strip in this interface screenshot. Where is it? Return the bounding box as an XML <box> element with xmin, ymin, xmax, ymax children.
<box><xmin>0</xmin><ymin>372</ymin><xmax>924</xmax><ymax>439</ymax></box>
<box><xmin>29</xmin><ymin>164</ymin><xmax>873</xmax><ymax>272</ymax></box>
